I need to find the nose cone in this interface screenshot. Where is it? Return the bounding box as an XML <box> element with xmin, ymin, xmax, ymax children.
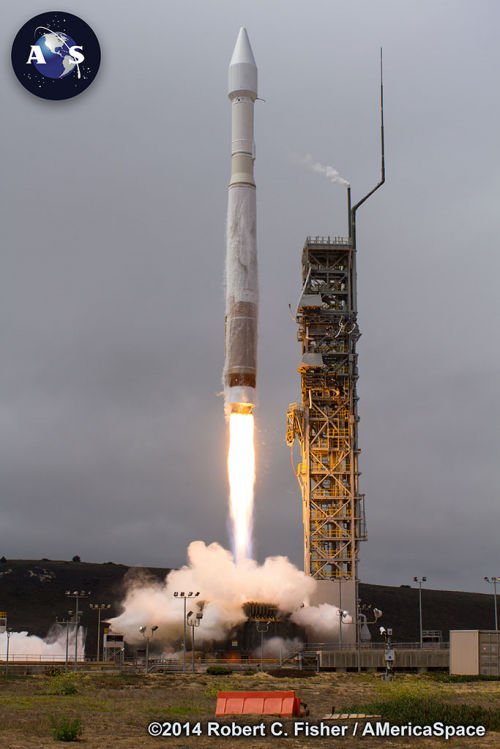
<box><xmin>228</xmin><ymin>27</ymin><xmax>258</xmax><ymax>98</ymax></box>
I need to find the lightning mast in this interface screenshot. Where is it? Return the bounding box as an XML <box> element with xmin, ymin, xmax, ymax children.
<box><xmin>287</xmin><ymin>52</ymin><xmax>385</xmax><ymax>638</ymax></box>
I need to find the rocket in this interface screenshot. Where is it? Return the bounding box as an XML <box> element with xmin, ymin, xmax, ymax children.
<box><xmin>224</xmin><ymin>28</ymin><xmax>258</xmax><ymax>415</ymax></box>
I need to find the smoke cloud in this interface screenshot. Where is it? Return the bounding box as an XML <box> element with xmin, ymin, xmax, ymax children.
<box><xmin>109</xmin><ymin>541</ymin><xmax>350</xmax><ymax>647</ymax></box>
<box><xmin>261</xmin><ymin>636</ymin><xmax>303</xmax><ymax>659</ymax></box>
<box><xmin>291</xmin><ymin>602</ymin><xmax>352</xmax><ymax>638</ymax></box>
<box><xmin>0</xmin><ymin>624</ymin><xmax>85</xmax><ymax>660</ymax></box>
<box><xmin>297</xmin><ymin>153</ymin><xmax>350</xmax><ymax>187</ymax></box>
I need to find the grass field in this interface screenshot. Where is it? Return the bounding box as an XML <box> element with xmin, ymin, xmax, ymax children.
<box><xmin>1</xmin><ymin>670</ymin><xmax>500</xmax><ymax>748</ymax></box>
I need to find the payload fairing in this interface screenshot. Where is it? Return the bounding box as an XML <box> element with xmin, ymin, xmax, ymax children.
<box><xmin>224</xmin><ymin>28</ymin><xmax>258</xmax><ymax>415</ymax></box>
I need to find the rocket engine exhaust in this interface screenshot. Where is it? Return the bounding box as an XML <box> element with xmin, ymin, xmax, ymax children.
<box><xmin>227</xmin><ymin>412</ymin><xmax>255</xmax><ymax>562</ymax></box>
<box><xmin>224</xmin><ymin>27</ymin><xmax>258</xmax><ymax>416</ymax></box>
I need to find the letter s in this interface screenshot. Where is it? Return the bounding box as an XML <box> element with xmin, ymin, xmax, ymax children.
<box><xmin>69</xmin><ymin>46</ymin><xmax>84</xmax><ymax>64</ymax></box>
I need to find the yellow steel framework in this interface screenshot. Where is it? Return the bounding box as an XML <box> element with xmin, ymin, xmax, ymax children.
<box><xmin>287</xmin><ymin>236</ymin><xmax>367</xmax><ymax>581</ymax></box>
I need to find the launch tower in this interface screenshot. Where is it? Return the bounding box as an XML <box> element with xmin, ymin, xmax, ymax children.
<box><xmin>286</xmin><ymin>231</ymin><xmax>363</xmax><ymax>637</ymax></box>
<box><xmin>287</xmin><ymin>54</ymin><xmax>385</xmax><ymax>642</ymax></box>
<box><xmin>287</xmin><ymin>231</ymin><xmax>364</xmax><ymax>584</ymax></box>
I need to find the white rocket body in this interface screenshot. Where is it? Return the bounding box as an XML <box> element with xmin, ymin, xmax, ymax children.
<box><xmin>224</xmin><ymin>28</ymin><xmax>258</xmax><ymax>414</ymax></box>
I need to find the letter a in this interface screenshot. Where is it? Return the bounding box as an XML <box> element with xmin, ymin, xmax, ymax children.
<box><xmin>27</xmin><ymin>45</ymin><xmax>46</xmax><ymax>64</ymax></box>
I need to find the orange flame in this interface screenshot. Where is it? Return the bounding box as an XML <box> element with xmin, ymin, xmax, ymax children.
<box><xmin>227</xmin><ymin>413</ymin><xmax>255</xmax><ymax>563</ymax></box>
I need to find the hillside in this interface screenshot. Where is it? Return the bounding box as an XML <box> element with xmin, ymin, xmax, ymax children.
<box><xmin>0</xmin><ymin>558</ymin><xmax>170</xmax><ymax>657</ymax></box>
<box><xmin>359</xmin><ymin>582</ymin><xmax>496</xmax><ymax>643</ymax></box>
<box><xmin>0</xmin><ymin>558</ymin><xmax>497</xmax><ymax>653</ymax></box>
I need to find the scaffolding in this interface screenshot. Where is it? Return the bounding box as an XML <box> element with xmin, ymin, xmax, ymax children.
<box><xmin>287</xmin><ymin>236</ymin><xmax>366</xmax><ymax>582</ymax></box>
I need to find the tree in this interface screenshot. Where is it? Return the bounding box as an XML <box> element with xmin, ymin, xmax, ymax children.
<box><xmin>71</xmin><ymin>555</ymin><xmax>81</xmax><ymax>563</ymax></box>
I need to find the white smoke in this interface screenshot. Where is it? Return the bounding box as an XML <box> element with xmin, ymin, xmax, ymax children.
<box><xmin>291</xmin><ymin>602</ymin><xmax>352</xmax><ymax>638</ymax></box>
<box><xmin>109</xmin><ymin>541</ymin><xmax>350</xmax><ymax>647</ymax></box>
<box><xmin>299</xmin><ymin>153</ymin><xmax>350</xmax><ymax>187</ymax></box>
<box><xmin>0</xmin><ymin>624</ymin><xmax>85</xmax><ymax>660</ymax></box>
<box><xmin>261</xmin><ymin>636</ymin><xmax>303</xmax><ymax>659</ymax></box>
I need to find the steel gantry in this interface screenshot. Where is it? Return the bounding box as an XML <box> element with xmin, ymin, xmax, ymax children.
<box><xmin>287</xmin><ymin>235</ymin><xmax>366</xmax><ymax>583</ymax></box>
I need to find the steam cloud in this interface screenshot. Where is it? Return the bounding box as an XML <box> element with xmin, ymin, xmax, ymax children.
<box><xmin>260</xmin><ymin>636</ymin><xmax>303</xmax><ymax>659</ymax></box>
<box><xmin>0</xmin><ymin>625</ymin><xmax>85</xmax><ymax>660</ymax></box>
<box><xmin>298</xmin><ymin>153</ymin><xmax>350</xmax><ymax>187</ymax></box>
<box><xmin>109</xmin><ymin>541</ymin><xmax>351</xmax><ymax>647</ymax></box>
<box><xmin>291</xmin><ymin>602</ymin><xmax>352</xmax><ymax>637</ymax></box>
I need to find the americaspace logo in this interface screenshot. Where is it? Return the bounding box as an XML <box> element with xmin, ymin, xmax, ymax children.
<box><xmin>11</xmin><ymin>11</ymin><xmax>101</xmax><ymax>100</ymax></box>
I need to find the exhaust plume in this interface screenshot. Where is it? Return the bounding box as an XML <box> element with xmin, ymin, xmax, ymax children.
<box><xmin>227</xmin><ymin>413</ymin><xmax>255</xmax><ymax>562</ymax></box>
<box><xmin>291</xmin><ymin>602</ymin><xmax>352</xmax><ymax>637</ymax></box>
<box><xmin>109</xmin><ymin>541</ymin><xmax>350</xmax><ymax>646</ymax></box>
<box><xmin>0</xmin><ymin>625</ymin><xmax>85</xmax><ymax>660</ymax></box>
<box><xmin>300</xmin><ymin>153</ymin><xmax>350</xmax><ymax>187</ymax></box>
<box><xmin>260</xmin><ymin>636</ymin><xmax>304</xmax><ymax>659</ymax></box>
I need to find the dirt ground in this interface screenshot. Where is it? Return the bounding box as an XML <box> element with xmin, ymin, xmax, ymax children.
<box><xmin>1</xmin><ymin>671</ymin><xmax>500</xmax><ymax>748</ymax></box>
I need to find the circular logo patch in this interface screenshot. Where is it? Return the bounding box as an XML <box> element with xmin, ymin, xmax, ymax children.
<box><xmin>11</xmin><ymin>11</ymin><xmax>101</xmax><ymax>100</ymax></box>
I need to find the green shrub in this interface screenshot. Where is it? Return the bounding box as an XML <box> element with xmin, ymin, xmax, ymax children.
<box><xmin>44</xmin><ymin>666</ymin><xmax>63</xmax><ymax>677</ymax></box>
<box><xmin>48</xmin><ymin>674</ymin><xmax>79</xmax><ymax>695</ymax></box>
<box><xmin>203</xmin><ymin>681</ymin><xmax>228</xmax><ymax>697</ymax></box>
<box><xmin>206</xmin><ymin>666</ymin><xmax>232</xmax><ymax>676</ymax></box>
<box><xmin>50</xmin><ymin>715</ymin><xmax>83</xmax><ymax>742</ymax></box>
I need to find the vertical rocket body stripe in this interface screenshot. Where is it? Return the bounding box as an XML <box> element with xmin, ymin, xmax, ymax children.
<box><xmin>224</xmin><ymin>28</ymin><xmax>258</xmax><ymax>412</ymax></box>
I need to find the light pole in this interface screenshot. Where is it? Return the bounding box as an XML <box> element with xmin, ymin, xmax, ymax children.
<box><xmin>89</xmin><ymin>604</ymin><xmax>111</xmax><ymax>662</ymax></box>
<box><xmin>66</xmin><ymin>591</ymin><xmax>91</xmax><ymax>671</ymax></box>
<box><xmin>355</xmin><ymin>579</ymin><xmax>365</xmax><ymax>671</ymax></box>
<box><xmin>56</xmin><ymin>612</ymin><xmax>76</xmax><ymax>673</ymax></box>
<box><xmin>484</xmin><ymin>577</ymin><xmax>500</xmax><ymax>631</ymax></box>
<box><xmin>187</xmin><ymin>611</ymin><xmax>203</xmax><ymax>673</ymax></box>
<box><xmin>174</xmin><ymin>592</ymin><xmax>199</xmax><ymax>672</ymax></box>
<box><xmin>256</xmin><ymin>621</ymin><xmax>270</xmax><ymax>672</ymax></box>
<box><xmin>336</xmin><ymin>608</ymin><xmax>348</xmax><ymax>650</ymax></box>
<box><xmin>139</xmin><ymin>626</ymin><xmax>158</xmax><ymax>674</ymax></box>
<box><xmin>5</xmin><ymin>629</ymin><xmax>12</xmax><ymax>674</ymax></box>
<box><xmin>338</xmin><ymin>575</ymin><xmax>350</xmax><ymax>649</ymax></box>
<box><xmin>356</xmin><ymin>605</ymin><xmax>382</xmax><ymax>672</ymax></box>
<box><xmin>413</xmin><ymin>577</ymin><xmax>427</xmax><ymax>647</ymax></box>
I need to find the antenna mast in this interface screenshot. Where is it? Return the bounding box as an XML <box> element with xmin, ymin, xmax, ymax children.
<box><xmin>348</xmin><ymin>48</ymin><xmax>385</xmax><ymax>244</ymax></box>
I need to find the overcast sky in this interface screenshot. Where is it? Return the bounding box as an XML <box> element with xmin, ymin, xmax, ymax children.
<box><xmin>1</xmin><ymin>0</ymin><xmax>499</xmax><ymax>595</ymax></box>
